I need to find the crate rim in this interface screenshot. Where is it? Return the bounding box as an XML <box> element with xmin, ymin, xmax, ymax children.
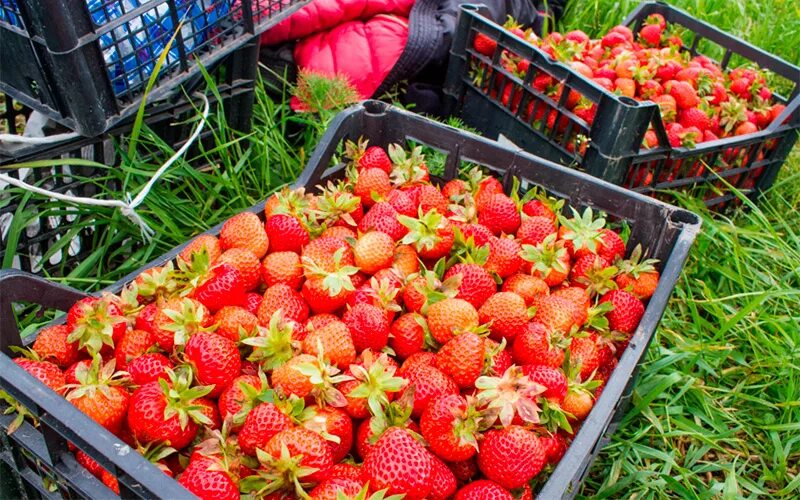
<box><xmin>1</xmin><ymin>100</ymin><xmax>702</xmax><ymax>499</ymax></box>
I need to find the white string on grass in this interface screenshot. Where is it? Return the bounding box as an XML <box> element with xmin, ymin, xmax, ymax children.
<box><xmin>0</xmin><ymin>93</ymin><xmax>211</xmax><ymax>241</ymax></box>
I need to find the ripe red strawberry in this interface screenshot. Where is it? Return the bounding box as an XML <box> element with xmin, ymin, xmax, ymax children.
<box><xmin>426</xmin><ymin>297</ymin><xmax>480</xmax><ymax>345</ymax></box>
<box><xmin>302</xmin><ymin>319</ymin><xmax>357</xmax><ymax>369</ymax></box>
<box><xmin>473</xmin><ymin>33</ymin><xmax>498</xmax><ymax>56</ymax></box>
<box><xmin>214</xmin><ymin>305</ymin><xmax>258</xmax><ymax>342</ymax></box>
<box><xmin>359</xmin><ymin>146</ymin><xmax>392</xmax><ymax>173</ymax></box>
<box><xmin>501</xmin><ymin>274</ymin><xmax>549</xmax><ymax>305</ymax></box>
<box><xmin>301</xmin><ymin>405</ymin><xmax>353</xmax><ymax>463</ymax></box>
<box><xmin>14</xmin><ymin>358</ymin><xmax>66</xmax><ymax>395</ymax></box>
<box><xmin>389</xmin><ymin>313</ymin><xmax>426</xmax><ymax>359</ymax></box>
<box><xmin>597</xmin><ymin>228</ymin><xmax>625</xmax><ymax>262</ymax></box>
<box><xmin>219</xmin><ymin>211</ymin><xmax>269</xmax><ymax>259</ymax></box>
<box><xmin>192</xmin><ymin>263</ymin><xmax>247</xmax><ymax>313</ymax></box>
<box><xmin>420</xmin><ymin>394</ymin><xmax>482</xmax><ymax>462</ymax></box>
<box><xmin>522</xmin><ymin>364</ymin><xmax>568</xmax><ymax>401</ymax></box>
<box><xmin>260</xmin><ymin>427</ymin><xmax>334</xmax><ymax>485</ymax></box>
<box><xmin>353</xmin><ymin>231</ymin><xmax>395</xmax><ymax>274</ymax></box>
<box><xmin>258</xmin><ymin>283</ymin><xmax>309</xmax><ymax>325</ymax></box>
<box><xmin>178</xmin><ymin>455</ymin><xmax>239</xmax><ymax>500</ymax></box>
<box><xmin>362</xmin><ymin>427</ymin><xmax>433</xmax><ymax>499</ymax></box>
<box><xmin>568</xmin><ymin>253</ymin><xmax>611</xmax><ymax>287</ymax></box>
<box><xmin>135</xmin><ymin>302</ymin><xmax>159</xmax><ymax>335</ymax></box>
<box><xmin>32</xmin><ymin>324</ymin><xmax>78</xmax><ymax>368</ymax></box>
<box><xmin>533</xmin><ymin>295</ymin><xmax>577</xmax><ymax>333</ymax></box>
<box><xmin>343</xmin><ymin>303</ymin><xmax>391</xmax><ymax>352</ymax></box>
<box><xmin>639</xmin><ymin>23</ymin><xmax>662</xmax><ymax>46</ymax></box>
<box><xmin>401</xmin><ymin>364</ymin><xmax>459</xmax><ymax>417</ymax></box>
<box><xmin>127</xmin><ymin>353</ymin><xmax>173</xmax><ymax>385</ymax></box>
<box><xmin>479</xmin><ymin>292</ymin><xmax>529</xmax><ymax>341</ymax></box>
<box><xmin>485</xmin><ymin>236</ymin><xmax>523</xmax><ymax>278</ymax></box>
<box><xmin>512</xmin><ymin>322</ymin><xmax>565</xmax><ymax>368</ymax></box>
<box><xmin>218</xmin><ymin>248</ymin><xmax>262</xmax><ymax>291</ymax></box>
<box><xmin>179</xmin><ymin>234</ymin><xmax>221</xmax><ymax>266</ymax></box>
<box><xmin>358</xmin><ymin>201</ymin><xmax>408</xmax><ymax>241</ymax></box>
<box><xmin>428</xmin><ymin>454</ymin><xmax>458</xmax><ymax>500</ymax></box>
<box><xmin>265</xmin><ymin>214</ymin><xmax>309</xmax><ymax>253</ymax></box>
<box><xmin>678</xmin><ymin>107</ymin><xmax>711</xmax><ymax>131</ymax></box>
<box><xmin>478</xmin><ymin>425</ymin><xmax>546</xmax><ymax>490</ymax></box>
<box><xmin>114</xmin><ymin>328</ymin><xmax>155</xmax><ymax>370</ymax></box>
<box><xmin>217</xmin><ymin>373</ymin><xmax>265</xmax><ymax>427</ymax></box>
<box><xmin>416</xmin><ymin>184</ymin><xmax>449</xmax><ymax>215</ymax></box>
<box><xmin>517</xmin><ymin>215</ymin><xmax>557</xmax><ymax>246</ymax></box>
<box><xmin>479</xmin><ymin>193</ymin><xmax>521</xmax><ymax>235</ymax></box>
<box><xmin>308</xmin><ymin>478</ymin><xmax>366</xmax><ymax>500</ymax></box>
<box><xmin>185</xmin><ymin>332</ymin><xmax>242</xmax><ymax>397</ymax></box>
<box><xmin>521</xmin><ymin>236</ymin><xmax>571</xmax><ymax>287</ymax></box>
<box><xmin>666</xmin><ymin>80</ymin><xmax>699</xmax><ymax>109</ymax></box>
<box><xmin>399</xmin><ymin>209</ymin><xmax>455</xmax><ymax>260</ymax></box>
<box><xmin>270</xmin><ymin>354</ymin><xmax>316</xmax><ymax>399</ymax></box>
<box><xmin>67</xmin><ymin>296</ymin><xmax>127</xmax><ymax>356</ymax></box>
<box><xmin>443</xmin><ymin>263</ymin><xmax>496</xmax><ymax>309</ymax></box>
<box><xmin>460</xmin><ymin>223</ymin><xmax>494</xmax><ymax>247</ymax></box>
<box><xmin>600</xmin><ymin>290</ymin><xmax>645</xmax><ymax>333</ymax></box>
<box><xmin>569</xmin><ymin>333</ymin><xmax>601</xmax><ymax>379</ymax></box>
<box><xmin>354</xmin><ymin>168</ymin><xmax>392</xmax><ymax>208</ymax></box>
<box><xmin>455</xmin><ymin>480</ymin><xmax>513</xmax><ymax>500</ymax></box>
<box><xmin>542</xmin><ymin>432</ymin><xmax>569</xmax><ymax>465</ymax></box>
<box><xmin>435</xmin><ymin>332</ymin><xmax>485</xmax><ymax>388</ymax></box>
<box><xmin>127</xmin><ymin>370</ymin><xmax>212</xmax><ymax>450</ymax></box>
<box><xmin>302</xmin><ymin>236</ymin><xmax>354</xmax><ymax>275</ymax></box>
<box><xmin>238</xmin><ymin>401</ymin><xmax>292</xmax><ymax>456</ymax></box>
<box><xmin>449</xmin><ymin>458</ymin><xmax>478</xmax><ymax>484</ymax></box>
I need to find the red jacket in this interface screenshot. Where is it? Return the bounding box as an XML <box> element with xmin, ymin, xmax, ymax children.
<box><xmin>261</xmin><ymin>0</ymin><xmax>415</xmax><ymax>106</ymax></box>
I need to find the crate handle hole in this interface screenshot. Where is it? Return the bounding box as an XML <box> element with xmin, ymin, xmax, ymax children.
<box><xmin>669</xmin><ymin>210</ymin><xmax>701</xmax><ymax>226</ymax></box>
<box><xmin>363</xmin><ymin>101</ymin><xmax>389</xmax><ymax>116</ymax></box>
<box><xmin>619</xmin><ymin>96</ymin><xmax>640</xmax><ymax>107</ymax></box>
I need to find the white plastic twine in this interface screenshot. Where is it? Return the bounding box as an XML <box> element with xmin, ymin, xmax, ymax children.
<box><xmin>0</xmin><ymin>93</ymin><xmax>210</xmax><ymax>241</ymax></box>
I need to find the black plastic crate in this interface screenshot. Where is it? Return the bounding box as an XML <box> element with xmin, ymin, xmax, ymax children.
<box><xmin>0</xmin><ymin>101</ymin><xmax>701</xmax><ymax>498</ymax></box>
<box><xmin>443</xmin><ymin>1</ymin><xmax>800</xmax><ymax>210</ymax></box>
<box><xmin>0</xmin><ymin>0</ymin><xmax>307</xmax><ymax>136</ymax></box>
<box><xmin>0</xmin><ymin>40</ymin><xmax>258</xmax><ymax>277</ymax></box>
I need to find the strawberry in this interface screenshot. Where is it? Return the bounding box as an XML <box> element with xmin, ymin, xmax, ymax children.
<box><xmin>639</xmin><ymin>23</ymin><xmax>662</xmax><ymax>46</ymax></box>
<box><xmin>64</xmin><ymin>356</ymin><xmax>129</xmax><ymax>435</ymax></box>
<box><xmin>32</xmin><ymin>324</ymin><xmax>78</xmax><ymax>368</ymax></box>
<box><xmin>485</xmin><ymin>236</ymin><xmax>523</xmax><ymax>278</ymax></box>
<box><xmin>479</xmin><ymin>193</ymin><xmax>521</xmax><ymax>235</ymax></box>
<box><xmin>420</xmin><ymin>394</ymin><xmax>483</xmax><ymax>462</ymax></box>
<box><xmin>217</xmin><ymin>373</ymin><xmax>266</xmax><ymax>427</ymax></box>
<box><xmin>13</xmin><ymin>358</ymin><xmax>66</xmax><ymax>395</ymax></box>
<box><xmin>597</xmin><ymin>228</ymin><xmax>625</xmax><ymax>262</ymax></box>
<box><xmin>67</xmin><ymin>295</ymin><xmax>127</xmax><ymax>357</ymax></box>
<box><xmin>599</xmin><ymin>290</ymin><xmax>645</xmax><ymax>333</ymax></box>
<box><xmin>219</xmin><ymin>211</ymin><xmax>269</xmax><ymax>259</ymax></box>
<box><xmin>178</xmin><ymin>455</ymin><xmax>239</xmax><ymax>500</ymax></box>
<box><xmin>258</xmin><ymin>283</ymin><xmax>309</xmax><ymax>325</ymax></box>
<box><xmin>426</xmin><ymin>298</ymin><xmax>480</xmax><ymax>344</ymax></box>
<box><xmin>272</xmin><ymin>353</ymin><xmax>350</xmax><ymax>407</ymax></box>
<box><xmin>192</xmin><ymin>263</ymin><xmax>247</xmax><ymax>313</ymax></box>
<box><xmin>114</xmin><ymin>328</ymin><xmax>155</xmax><ymax>370</ymax></box>
<box><xmin>449</xmin><ymin>459</ymin><xmax>478</xmax><ymax>484</ymax></box>
<box><xmin>302</xmin><ymin>236</ymin><xmax>354</xmax><ymax>275</ymax></box>
<box><xmin>522</xmin><ymin>364</ymin><xmax>568</xmax><ymax>401</ymax></box>
<box><xmin>442</xmin><ymin>263</ymin><xmax>496</xmax><ymax>309</ymax></box>
<box><xmin>615</xmin><ymin>77</ymin><xmax>636</xmax><ymax>98</ymax></box>
<box><xmin>237</xmin><ymin>401</ymin><xmax>292</xmax><ymax>456</ymax></box>
<box><xmin>652</xmin><ymin>94</ymin><xmax>677</xmax><ymax>122</ymax></box>
<box><xmin>354</xmin><ymin>168</ymin><xmax>392</xmax><ymax>208</ymax></box>
<box><xmin>127</xmin><ymin>369</ymin><xmax>213</xmax><ymax>450</ymax></box>
<box><xmin>533</xmin><ymin>295</ymin><xmax>577</xmax><ymax>333</ymax></box>
<box><xmin>562</xmin><ymin>387</ymin><xmax>595</xmax><ymax>421</ymax></box>
<box><xmin>541</xmin><ymin>432</ymin><xmax>569</xmax><ymax>465</ymax></box>
<box><xmin>401</xmin><ymin>364</ymin><xmax>459</xmax><ymax>417</ymax></box>
<box><xmin>179</xmin><ymin>234</ymin><xmax>221</xmax><ymax>266</ymax></box>
<box><xmin>135</xmin><ymin>303</ymin><xmax>159</xmax><ymax>335</ymax></box>
<box><xmin>343</xmin><ymin>303</ymin><xmax>391</xmax><ymax>352</ymax></box>
<box><xmin>678</xmin><ymin>107</ymin><xmax>711</xmax><ymax>131</ymax></box>
<box><xmin>558</xmin><ymin>207</ymin><xmax>606</xmax><ymax>258</ymax></box>
<box><xmin>302</xmin><ymin>405</ymin><xmax>353</xmax><ymax>463</ymax></box>
<box><xmin>455</xmin><ymin>480</ymin><xmax>513</xmax><ymax>500</ymax></box>
<box><xmin>218</xmin><ymin>248</ymin><xmax>262</xmax><ymax>291</ymax></box>
<box><xmin>521</xmin><ymin>235</ymin><xmax>571</xmax><ymax>287</ymax></box>
<box><xmin>399</xmin><ymin>209</ymin><xmax>455</xmax><ymax>260</ymax></box>
<box><xmin>615</xmin><ymin>244</ymin><xmax>660</xmax><ymax>299</ymax></box>
<box><xmin>346</xmin><ymin>138</ymin><xmax>392</xmax><ymax>173</ymax></box>
<box><xmin>416</xmin><ymin>184</ymin><xmax>449</xmax><ymax>215</ymax></box>
<box><xmin>477</xmin><ymin>425</ymin><xmax>546</xmax><ymax>489</ymax></box>
<box><xmin>127</xmin><ymin>353</ymin><xmax>173</xmax><ymax>386</ymax></box>
<box><xmin>666</xmin><ymin>80</ymin><xmax>699</xmax><ymax>109</ymax></box>
<box><xmin>362</xmin><ymin>427</ymin><xmax>433</xmax><ymax>499</ymax></box>
<box><xmin>308</xmin><ymin>478</ymin><xmax>366</xmax><ymax>500</ymax></box>
<box><xmin>512</xmin><ymin>322</ymin><xmax>565</xmax><ymax>368</ymax></box>
<box><xmin>153</xmin><ymin>297</ymin><xmax>213</xmax><ymax>351</ymax></box>
<box><xmin>358</xmin><ymin>201</ymin><xmax>408</xmax><ymax>241</ymax></box>
<box><xmin>184</xmin><ymin>333</ymin><xmax>241</xmax><ymax>397</ymax></box>
<box><xmin>302</xmin><ymin>319</ymin><xmax>357</xmax><ymax>369</ymax></box>
<box><xmin>389</xmin><ymin>313</ymin><xmax>426</xmax><ymax>359</ymax></box>
<box><xmin>569</xmin><ymin>333</ymin><xmax>601</xmax><ymax>379</ymax></box>
<box><xmin>501</xmin><ymin>274</ymin><xmax>549</xmax><ymax>305</ymax></box>
<box><xmin>478</xmin><ymin>292</ymin><xmax>529</xmax><ymax>341</ymax></box>
<box><xmin>473</xmin><ymin>33</ymin><xmax>497</xmax><ymax>57</ymax></box>
<box><xmin>354</xmin><ymin>231</ymin><xmax>395</xmax><ymax>274</ymax></box>
<box><xmin>428</xmin><ymin>454</ymin><xmax>458</xmax><ymax>500</ymax></box>
<box><xmin>265</xmin><ymin>214</ymin><xmax>310</xmax><ymax>253</ymax></box>
<box><xmin>435</xmin><ymin>332</ymin><xmax>485</xmax><ymax>388</ymax></box>
<box><xmin>214</xmin><ymin>306</ymin><xmax>258</xmax><ymax>342</ymax></box>
<box><xmin>258</xmin><ymin>427</ymin><xmax>334</xmax><ymax>488</ymax></box>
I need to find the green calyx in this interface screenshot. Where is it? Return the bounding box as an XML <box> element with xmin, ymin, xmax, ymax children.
<box><xmin>160</xmin><ymin>298</ymin><xmax>211</xmax><ymax>348</ymax></box>
<box><xmin>159</xmin><ymin>367</ymin><xmax>214</xmax><ymax>430</ymax></box>
<box><xmin>347</xmin><ymin>354</ymin><xmax>408</xmax><ymax>417</ymax></box>
<box><xmin>314</xmin><ymin>180</ymin><xmax>361</xmax><ymax>227</ymax></box>
<box><xmin>65</xmin><ymin>355</ymin><xmax>128</xmax><ymax>401</ymax></box>
<box><xmin>136</xmin><ymin>262</ymin><xmax>179</xmax><ymax>301</ymax></box>
<box><xmin>302</xmin><ymin>247</ymin><xmax>359</xmax><ymax>296</ymax></box>
<box><xmin>388</xmin><ymin>144</ymin><xmax>427</xmax><ymax>186</ymax></box>
<box><xmin>241</xmin><ymin>444</ymin><xmax>317</xmax><ymax>499</ymax></box>
<box><xmin>616</xmin><ymin>244</ymin><xmax>659</xmax><ymax>277</ymax></box>
<box><xmin>398</xmin><ymin>208</ymin><xmax>448</xmax><ymax>253</ymax></box>
<box><xmin>66</xmin><ymin>298</ymin><xmax>126</xmax><ymax>356</ymax></box>
<box><xmin>521</xmin><ymin>234</ymin><xmax>569</xmax><ymax>276</ymax></box>
<box><xmin>338</xmin><ymin>484</ymin><xmax>405</xmax><ymax>500</ymax></box>
<box><xmin>243</xmin><ymin>311</ymin><xmax>301</xmax><ymax>372</ymax></box>
<box><xmin>294</xmin><ymin>345</ymin><xmax>353</xmax><ymax>407</ymax></box>
<box><xmin>558</xmin><ymin>207</ymin><xmax>606</xmax><ymax>254</ymax></box>
<box><xmin>447</xmin><ymin>226</ymin><xmax>490</xmax><ymax>267</ymax></box>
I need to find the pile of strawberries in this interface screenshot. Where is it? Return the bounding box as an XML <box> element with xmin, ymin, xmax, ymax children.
<box><xmin>6</xmin><ymin>141</ymin><xmax>662</xmax><ymax>499</ymax></box>
<box><xmin>471</xmin><ymin>14</ymin><xmax>787</xmax><ymax>186</ymax></box>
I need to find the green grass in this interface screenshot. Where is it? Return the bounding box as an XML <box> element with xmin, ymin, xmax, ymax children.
<box><xmin>2</xmin><ymin>0</ymin><xmax>799</xmax><ymax>497</ymax></box>
<box><xmin>557</xmin><ymin>1</ymin><xmax>800</xmax><ymax>497</ymax></box>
